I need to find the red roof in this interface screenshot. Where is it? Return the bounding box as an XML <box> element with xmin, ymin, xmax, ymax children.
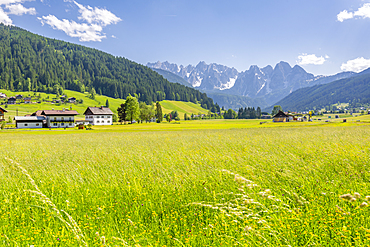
<box><xmin>41</xmin><ymin>110</ymin><xmax>79</xmax><ymax>116</ymax></box>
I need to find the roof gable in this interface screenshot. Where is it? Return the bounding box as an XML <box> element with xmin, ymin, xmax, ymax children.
<box><xmin>0</xmin><ymin>106</ymin><xmax>7</xmax><ymax>113</ymax></box>
<box><xmin>84</xmin><ymin>106</ymin><xmax>113</xmax><ymax>115</ymax></box>
<box><xmin>273</xmin><ymin>110</ymin><xmax>288</xmax><ymax>118</ymax></box>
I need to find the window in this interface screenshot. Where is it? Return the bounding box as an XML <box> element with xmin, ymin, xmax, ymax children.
<box><xmin>36</xmin><ymin>123</ymin><xmax>39</xmax><ymax>126</ymax></box>
<box><xmin>61</xmin><ymin>117</ymin><xmax>64</xmax><ymax>121</ymax></box>
<box><xmin>102</xmin><ymin>121</ymin><xmax>104</xmax><ymax>123</ymax></box>
<box><xmin>54</xmin><ymin>117</ymin><xmax>56</xmax><ymax>120</ymax></box>
<box><xmin>61</xmin><ymin>123</ymin><xmax>64</xmax><ymax>126</ymax></box>
<box><xmin>97</xmin><ymin>121</ymin><xmax>100</xmax><ymax>123</ymax></box>
<box><xmin>107</xmin><ymin>121</ymin><xmax>110</xmax><ymax>123</ymax></box>
<box><xmin>53</xmin><ymin>123</ymin><xmax>57</xmax><ymax>126</ymax></box>
<box><xmin>24</xmin><ymin>124</ymin><xmax>28</xmax><ymax>126</ymax></box>
<box><xmin>69</xmin><ymin>117</ymin><xmax>72</xmax><ymax>121</ymax></box>
<box><xmin>69</xmin><ymin>123</ymin><xmax>72</xmax><ymax>126</ymax></box>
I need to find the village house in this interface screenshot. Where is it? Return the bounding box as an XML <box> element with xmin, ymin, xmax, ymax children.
<box><xmin>0</xmin><ymin>93</ymin><xmax>6</xmax><ymax>99</ymax></box>
<box><xmin>40</xmin><ymin>109</ymin><xmax>79</xmax><ymax>128</ymax></box>
<box><xmin>68</xmin><ymin>97</ymin><xmax>76</xmax><ymax>103</ymax></box>
<box><xmin>0</xmin><ymin>106</ymin><xmax>7</xmax><ymax>122</ymax></box>
<box><xmin>14</xmin><ymin>116</ymin><xmax>46</xmax><ymax>128</ymax></box>
<box><xmin>24</xmin><ymin>97</ymin><xmax>32</xmax><ymax>104</ymax></box>
<box><xmin>7</xmin><ymin>97</ymin><xmax>16</xmax><ymax>105</ymax></box>
<box><xmin>273</xmin><ymin>110</ymin><xmax>289</xmax><ymax>122</ymax></box>
<box><xmin>84</xmin><ymin>106</ymin><xmax>113</xmax><ymax>125</ymax></box>
<box><xmin>16</xmin><ymin>94</ymin><xmax>23</xmax><ymax>100</ymax></box>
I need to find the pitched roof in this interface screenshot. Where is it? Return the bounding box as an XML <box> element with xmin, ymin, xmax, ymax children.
<box><xmin>41</xmin><ymin>110</ymin><xmax>79</xmax><ymax>116</ymax></box>
<box><xmin>0</xmin><ymin>106</ymin><xmax>7</xmax><ymax>112</ymax></box>
<box><xmin>84</xmin><ymin>106</ymin><xmax>113</xmax><ymax>115</ymax></box>
<box><xmin>273</xmin><ymin>110</ymin><xmax>289</xmax><ymax>118</ymax></box>
<box><xmin>14</xmin><ymin>116</ymin><xmax>46</xmax><ymax>121</ymax></box>
<box><xmin>31</xmin><ymin>110</ymin><xmax>43</xmax><ymax>116</ymax></box>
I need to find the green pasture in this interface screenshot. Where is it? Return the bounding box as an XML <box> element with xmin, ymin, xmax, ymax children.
<box><xmin>1</xmin><ymin>120</ymin><xmax>370</xmax><ymax>246</ymax></box>
<box><xmin>0</xmin><ymin>90</ymin><xmax>210</xmax><ymax>120</ymax></box>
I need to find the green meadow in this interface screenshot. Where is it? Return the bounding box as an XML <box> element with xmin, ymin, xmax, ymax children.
<box><xmin>2</xmin><ymin>119</ymin><xmax>370</xmax><ymax>246</ymax></box>
<box><xmin>0</xmin><ymin>90</ymin><xmax>210</xmax><ymax>121</ymax></box>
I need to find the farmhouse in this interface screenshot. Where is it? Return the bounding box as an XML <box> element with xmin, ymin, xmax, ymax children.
<box><xmin>0</xmin><ymin>106</ymin><xmax>7</xmax><ymax>122</ymax></box>
<box><xmin>84</xmin><ymin>106</ymin><xmax>113</xmax><ymax>125</ymax></box>
<box><xmin>14</xmin><ymin>116</ymin><xmax>46</xmax><ymax>128</ymax></box>
<box><xmin>24</xmin><ymin>97</ymin><xmax>32</xmax><ymax>103</ymax></box>
<box><xmin>68</xmin><ymin>97</ymin><xmax>76</xmax><ymax>103</ymax></box>
<box><xmin>16</xmin><ymin>94</ymin><xmax>23</xmax><ymax>100</ymax></box>
<box><xmin>7</xmin><ymin>97</ymin><xmax>16</xmax><ymax>104</ymax></box>
<box><xmin>273</xmin><ymin>110</ymin><xmax>289</xmax><ymax>122</ymax></box>
<box><xmin>40</xmin><ymin>109</ymin><xmax>79</xmax><ymax>128</ymax></box>
<box><xmin>0</xmin><ymin>93</ymin><xmax>6</xmax><ymax>99</ymax></box>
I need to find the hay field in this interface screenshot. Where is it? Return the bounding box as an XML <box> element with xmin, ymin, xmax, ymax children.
<box><xmin>1</xmin><ymin>120</ymin><xmax>370</xmax><ymax>246</ymax></box>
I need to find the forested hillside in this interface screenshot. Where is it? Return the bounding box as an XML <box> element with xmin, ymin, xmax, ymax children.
<box><xmin>270</xmin><ymin>72</ymin><xmax>370</xmax><ymax>112</ymax></box>
<box><xmin>0</xmin><ymin>24</ymin><xmax>217</xmax><ymax>111</ymax></box>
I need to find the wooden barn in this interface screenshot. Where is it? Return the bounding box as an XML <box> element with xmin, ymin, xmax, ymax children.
<box><xmin>273</xmin><ymin>110</ymin><xmax>289</xmax><ymax>122</ymax></box>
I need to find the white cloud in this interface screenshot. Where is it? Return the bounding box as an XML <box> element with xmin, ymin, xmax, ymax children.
<box><xmin>5</xmin><ymin>3</ymin><xmax>35</xmax><ymax>15</ymax></box>
<box><xmin>39</xmin><ymin>1</ymin><xmax>121</xmax><ymax>42</ymax></box>
<box><xmin>0</xmin><ymin>0</ymin><xmax>35</xmax><ymax>25</ymax></box>
<box><xmin>341</xmin><ymin>57</ymin><xmax>370</xmax><ymax>72</ymax></box>
<box><xmin>297</xmin><ymin>54</ymin><xmax>327</xmax><ymax>65</ymax></box>
<box><xmin>337</xmin><ymin>3</ymin><xmax>370</xmax><ymax>22</ymax></box>
<box><xmin>73</xmin><ymin>1</ymin><xmax>121</xmax><ymax>27</ymax></box>
<box><xmin>0</xmin><ymin>7</ymin><xmax>12</xmax><ymax>25</ymax></box>
<box><xmin>38</xmin><ymin>15</ymin><xmax>105</xmax><ymax>42</ymax></box>
<box><xmin>337</xmin><ymin>10</ymin><xmax>354</xmax><ymax>22</ymax></box>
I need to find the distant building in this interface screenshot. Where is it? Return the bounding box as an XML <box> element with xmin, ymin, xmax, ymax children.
<box><xmin>273</xmin><ymin>111</ymin><xmax>289</xmax><ymax>122</ymax></box>
<box><xmin>84</xmin><ymin>106</ymin><xmax>113</xmax><ymax>125</ymax></box>
<box><xmin>16</xmin><ymin>94</ymin><xmax>23</xmax><ymax>100</ymax></box>
<box><xmin>260</xmin><ymin>115</ymin><xmax>272</xmax><ymax>119</ymax></box>
<box><xmin>7</xmin><ymin>97</ymin><xmax>16</xmax><ymax>104</ymax></box>
<box><xmin>68</xmin><ymin>97</ymin><xmax>76</xmax><ymax>103</ymax></box>
<box><xmin>24</xmin><ymin>97</ymin><xmax>32</xmax><ymax>104</ymax></box>
<box><xmin>40</xmin><ymin>109</ymin><xmax>79</xmax><ymax>128</ymax></box>
<box><xmin>14</xmin><ymin>116</ymin><xmax>46</xmax><ymax>128</ymax></box>
<box><xmin>0</xmin><ymin>106</ymin><xmax>7</xmax><ymax>122</ymax></box>
<box><xmin>0</xmin><ymin>93</ymin><xmax>6</xmax><ymax>99</ymax></box>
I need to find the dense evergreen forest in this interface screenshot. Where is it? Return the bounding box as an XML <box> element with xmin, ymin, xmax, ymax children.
<box><xmin>0</xmin><ymin>24</ymin><xmax>218</xmax><ymax>111</ymax></box>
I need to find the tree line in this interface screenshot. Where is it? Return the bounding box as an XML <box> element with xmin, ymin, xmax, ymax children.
<box><xmin>0</xmin><ymin>24</ymin><xmax>219</xmax><ymax>111</ymax></box>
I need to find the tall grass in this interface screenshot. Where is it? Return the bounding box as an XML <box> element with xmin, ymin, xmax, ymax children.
<box><xmin>1</xmin><ymin>124</ymin><xmax>370</xmax><ymax>246</ymax></box>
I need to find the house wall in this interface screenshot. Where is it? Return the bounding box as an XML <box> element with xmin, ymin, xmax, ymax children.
<box><xmin>17</xmin><ymin>122</ymin><xmax>43</xmax><ymax>128</ymax></box>
<box><xmin>273</xmin><ymin>117</ymin><xmax>287</xmax><ymax>122</ymax></box>
<box><xmin>85</xmin><ymin>115</ymin><xmax>112</xmax><ymax>125</ymax></box>
<box><xmin>47</xmin><ymin>115</ymin><xmax>75</xmax><ymax>128</ymax></box>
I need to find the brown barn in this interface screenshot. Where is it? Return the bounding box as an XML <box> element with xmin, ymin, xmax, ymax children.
<box><xmin>273</xmin><ymin>110</ymin><xmax>289</xmax><ymax>122</ymax></box>
<box><xmin>0</xmin><ymin>106</ymin><xmax>7</xmax><ymax>122</ymax></box>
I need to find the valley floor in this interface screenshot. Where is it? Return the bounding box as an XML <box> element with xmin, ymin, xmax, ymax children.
<box><xmin>1</xmin><ymin>119</ymin><xmax>370</xmax><ymax>246</ymax></box>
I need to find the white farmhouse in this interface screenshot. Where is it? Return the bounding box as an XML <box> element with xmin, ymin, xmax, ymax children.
<box><xmin>41</xmin><ymin>109</ymin><xmax>79</xmax><ymax>128</ymax></box>
<box><xmin>84</xmin><ymin>106</ymin><xmax>113</xmax><ymax>125</ymax></box>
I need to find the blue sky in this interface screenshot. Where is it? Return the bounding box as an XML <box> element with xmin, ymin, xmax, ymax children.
<box><xmin>1</xmin><ymin>0</ymin><xmax>370</xmax><ymax>75</ymax></box>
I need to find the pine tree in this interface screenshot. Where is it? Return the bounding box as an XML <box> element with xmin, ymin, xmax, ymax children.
<box><xmin>105</xmin><ymin>99</ymin><xmax>109</xmax><ymax>108</ymax></box>
<box><xmin>155</xmin><ymin>102</ymin><xmax>163</xmax><ymax>122</ymax></box>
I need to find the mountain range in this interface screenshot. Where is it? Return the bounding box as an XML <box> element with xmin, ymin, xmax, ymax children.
<box><xmin>147</xmin><ymin>61</ymin><xmax>356</xmax><ymax>107</ymax></box>
<box><xmin>268</xmin><ymin>68</ymin><xmax>370</xmax><ymax>112</ymax></box>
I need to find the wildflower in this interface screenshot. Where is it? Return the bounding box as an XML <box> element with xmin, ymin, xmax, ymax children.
<box><xmin>101</xmin><ymin>236</ymin><xmax>106</xmax><ymax>245</ymax></box>
<box><xmin>244</xmin><ymin>226</ymin><xmax>252</xmax><ymax>232</ymax></box>
<box><xmin>340</xmin><ymin>194</ymin><xmax>353</xmax><ymax>200</ymax></box>
<box><xmin>354</xmin><ymin>192</ymin><xmax>361</xmax><ymax>198</ymax></box>
<box><xmin>350</xmin><ymin>198</ymin><xmax>356</xmax><ymax>202</ymax></box>
<box><xmin>360</xmin><ymin>202</ymin><xmax>368</xmax><ymax>208</ymax></box>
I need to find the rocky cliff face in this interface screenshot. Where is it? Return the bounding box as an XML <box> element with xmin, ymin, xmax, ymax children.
<box><xmin>147</xmin><ymin>61</ymin><xmax>355</xmax><ymax>105</ymax></box>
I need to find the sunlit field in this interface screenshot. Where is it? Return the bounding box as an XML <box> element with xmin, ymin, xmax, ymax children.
<box><xmin>2</xmin><ymin>120</ymin><xmax>370</xmax><ymax>246</ymax></box>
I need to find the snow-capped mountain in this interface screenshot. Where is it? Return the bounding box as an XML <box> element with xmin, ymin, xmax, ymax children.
<box><xmin>147</xmin><ymin>61</ymin><xmax>355</xmax><ymax>105</ymax></box>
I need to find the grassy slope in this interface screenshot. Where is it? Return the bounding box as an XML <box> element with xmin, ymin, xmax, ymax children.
<box><xmin>0</xmin><ymin>90</ymin><xmax>210</xmax><ymax>120</ymax></box>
